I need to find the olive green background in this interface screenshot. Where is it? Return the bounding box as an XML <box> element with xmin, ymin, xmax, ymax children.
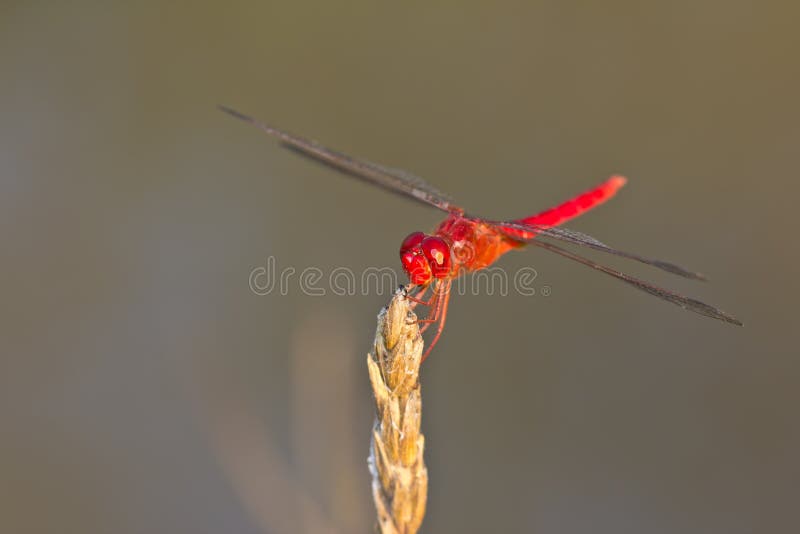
<box><xmin>1</xmin><ymin>2</ymin><xmax>797</xmax><ymax>533</ymax></box>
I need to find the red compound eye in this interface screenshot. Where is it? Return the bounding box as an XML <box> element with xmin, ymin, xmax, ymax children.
<box><xmin>400</xmin><ymin>250</ymin><xmax>432</xmax><ymax>285</ymax></box>
<box><xmin>421</xmin><ymin>236</ymin><xmax>451</xmax><ymax>278</ymax></box>
<box><xmin>400</xmin><ymin>231</ymin><xmax>426</xmax><ymax>254</ymax></box>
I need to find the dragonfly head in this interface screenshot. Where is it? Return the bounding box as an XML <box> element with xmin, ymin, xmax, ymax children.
<box><xmin>399</xmin><ymin>232</ymin><xmax>451</xmax><ymax>286</ymax></box>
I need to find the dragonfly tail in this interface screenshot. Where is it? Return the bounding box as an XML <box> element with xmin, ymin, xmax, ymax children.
<box><xmin>516</xmin><ymin>175</ymin><xmax>627</xmax><ymax>229</ymax></box>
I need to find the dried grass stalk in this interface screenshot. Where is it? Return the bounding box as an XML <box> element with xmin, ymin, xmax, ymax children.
<box><xmin>367</xmin><ymin>289</ymin><xmax>428</xmax><ymax>534</ymax></box>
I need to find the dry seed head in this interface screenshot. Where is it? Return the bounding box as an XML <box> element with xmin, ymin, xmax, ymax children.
<box><xmin>368</xmin><ymin>290</ymin><xmax>428</xmax><ymax>534</ymax></box>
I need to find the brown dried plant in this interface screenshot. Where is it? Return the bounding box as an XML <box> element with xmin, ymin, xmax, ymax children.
<box><xmin>367</xmin><ymin>289</ymin><xmax>428</xmax><ymax>534</ymax></box>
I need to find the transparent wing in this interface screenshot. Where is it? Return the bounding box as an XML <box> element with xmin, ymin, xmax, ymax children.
<box><xmin>489</xmin><ymin>220</ymin><xmax>708</xmax><ymax>281</ymax></box>
<box><xmin>530</xmin><ymin>240</ymin><xmax>742</xmax><ymax>325</ymax></box>
<box><xmin>219</xmin><ymin>106</ymin><xmax>457</xmax><ymax>212</ymax></box>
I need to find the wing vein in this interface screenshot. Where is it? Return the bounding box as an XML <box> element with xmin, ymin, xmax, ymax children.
<box><xmin>494</xmin><ymin>220</ymin><xmax>707</xmax><ymax>281</ymax></box>
<box><xmin>219</xmin><ymin>106</ymin><xmax>456</xmax><ymax>212</ymax></box>
<box><xmin>530</xmin><ymin>240</ymin><xmax>741</xmax><ymax>325</ymax></box>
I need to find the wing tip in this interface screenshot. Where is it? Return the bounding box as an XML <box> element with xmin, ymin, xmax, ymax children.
<box><xmin>663</xmin><ymin>262</ymin><xmax>709</xmax><ymax>282</ymax></box>
<box><xmin>217</xmin><ymin>104</ymin><xmax>253</xmax><ymax>123</ymax></box>
<box><xmin>726</xmin><ymin>315</ymin><xmax>744</xmax><ymax>327</ymax></box>
<box><xmin>692</xmin><ymin>302</ymin><xmax>742</xmax><ymax>326</ymax></box>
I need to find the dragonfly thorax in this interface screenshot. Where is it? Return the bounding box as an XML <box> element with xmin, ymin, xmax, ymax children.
<box><xmin>399</xmin><ymin>232</ymin><xmax>452</xmax><ymax>286</ymax></box>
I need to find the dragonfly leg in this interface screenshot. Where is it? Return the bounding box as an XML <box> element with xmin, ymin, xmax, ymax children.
<box><xmin>421</xmin><ymin>279</ymin><xmax>452</xmax><ymax>363</ymax></box>
<box><xmin>416</xmin><ymin>281</ymin><xmax>445</xmax><ymax>332</ymax></box>
<box><xmin>405</xmin><ymin>284</ymin><xmax>431</xmax><ymax>309</ymax></box>
<box><xmin>417</xmin><ymin>293</ymin><xmax>441</xmax><ymax>334</ymax></box>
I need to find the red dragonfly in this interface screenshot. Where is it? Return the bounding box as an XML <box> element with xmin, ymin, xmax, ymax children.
<box><xmin>220</xmin><ymin>106</ymin><xmax>742</xmax><ymax>361</ymax></box>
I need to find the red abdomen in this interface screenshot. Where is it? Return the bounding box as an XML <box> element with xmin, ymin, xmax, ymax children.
<box><xmin>518</xmin><ymin>175</ymin><xmax>626</xmax><ymax>228</ymax></box>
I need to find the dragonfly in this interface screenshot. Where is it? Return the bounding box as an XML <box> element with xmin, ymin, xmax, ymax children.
<box><xmin>220</xmin><ymin>106</ymin><xmax>742</xmax><ymax>361</ymax></box>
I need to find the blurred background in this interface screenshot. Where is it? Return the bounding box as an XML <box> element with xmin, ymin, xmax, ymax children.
<box><xmin>1</xmin><ymin>2</ymin><xmax>798</xmax><ymax>533</ymax></box>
